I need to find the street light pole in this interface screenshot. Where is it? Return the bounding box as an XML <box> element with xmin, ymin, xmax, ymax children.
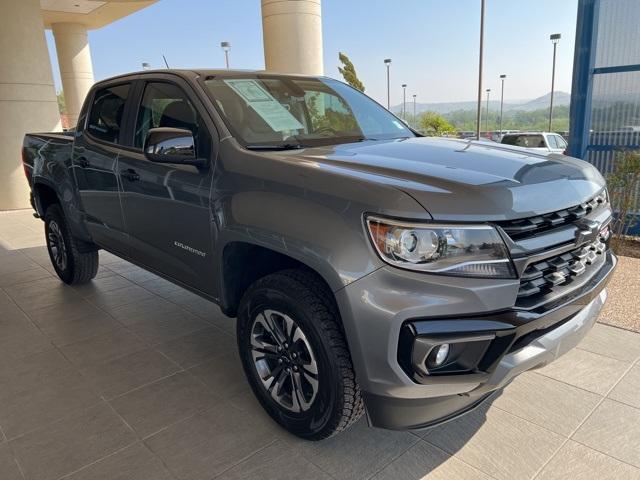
<box><xmin>475</xmin><ymin>0</ymin><xmax>486</xmax><ymax>140</ymax></box>
<box><xmin>548</xmin><ymin>33</ymin><xmax>561</xmax><ymax>132</ymax></box>
<box><xmin>413</xmin><ymin>94</ymin><xmax>417</xmax><ymax>126</ymax></box>
<box><xmin>384</xmin><ymin>59</ymin><xmax>392</xmax><ymax>110</ymax></box>
<box><xmin>485</xmin><ymin>89</ymin><xmax>491</xmax><ymax>135</ymax></box>
<box><xmin>220</xmin><ymin>41</ymin><xmax>231</xmax><ymax>69</ymax></box>
<box><xmin>402</xmin><ymin>84</ymin><xmax>407</xmax><ymax>119</ymax></box>
<box><xmin>499</xmin><ymin>74</ymin><xmax>506</xmax><ymax>134</ymax></box>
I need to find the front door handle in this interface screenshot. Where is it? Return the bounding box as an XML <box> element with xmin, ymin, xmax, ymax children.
<box><xmin>121</xmin><ymin>168</ymin><xmax>140</xmax><ymax>182</ymax></box>
<box><xmin>76</xmin><ymin>157</ymin><xmax>89</xmax><ymax>168</ymax></box>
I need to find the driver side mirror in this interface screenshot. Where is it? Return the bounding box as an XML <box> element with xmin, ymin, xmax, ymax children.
<box><xmin>144</xmin><ymin>127</ymin><xmax>203</xmax><ymax>166</ymax></box>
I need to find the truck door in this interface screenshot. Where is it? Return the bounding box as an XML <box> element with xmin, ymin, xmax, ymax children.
<box><xmin>72</xmin><ymin>82</ymin><xmax>132</xmax><ymax>255</ymax></box>
<box><xmin>117</xmin><ymin>79</ymin><xmax>216</xmax><ymax>294</ymax></box>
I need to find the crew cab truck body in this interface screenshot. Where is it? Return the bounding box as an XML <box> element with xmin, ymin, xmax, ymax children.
<box><xmin>23</xmin><ymin>70</ymin><xmax>616</xmax><ymax>440</ymax></box>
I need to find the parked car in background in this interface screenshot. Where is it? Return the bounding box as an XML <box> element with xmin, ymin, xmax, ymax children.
<box><xmin>491</xmin><ymin>130</ymin><xmax>520</xmax><ymax>142</ymax></box>
<box><xmin>500</xmin><ymin>132</ymin><xmax>568</xmax><ymax>153</ymax></box>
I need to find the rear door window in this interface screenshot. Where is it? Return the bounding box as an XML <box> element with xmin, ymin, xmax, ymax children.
<box><xmin>502</xmin><ymin>134</ymin><xmax>546</xmax><ymax>148</ymax></box>
<box><xmin>86</xmin><ymin>84</ymin><xmax>130</xmax><ymax>144</ymax></box>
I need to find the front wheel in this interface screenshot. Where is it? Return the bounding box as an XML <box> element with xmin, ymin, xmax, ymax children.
<box><xmin>237</xmin><ymin>269</ymin><xmax>364</xmax><ymax>440</ymax></box>
<box><xmin>44</xmin><ymin>204</ymin><xmax>99</xmax><ymax>285</ymax></box>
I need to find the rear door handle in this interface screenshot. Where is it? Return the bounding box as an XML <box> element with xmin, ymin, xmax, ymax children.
<box><xmin>76</xmin><ymin>157</ymin><xmax>89</xmax><ymax>168</ymax></box>
<box><xmin>121</xmin><ymin>168</ymin><xmax>140</xmax><ymax>182</ymax></box>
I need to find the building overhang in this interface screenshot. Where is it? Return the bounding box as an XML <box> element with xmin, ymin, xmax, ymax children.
<box><xmin>40</xmin><ymin>0</ymin><xmax>157</xmax><ymax>29</ymax></box>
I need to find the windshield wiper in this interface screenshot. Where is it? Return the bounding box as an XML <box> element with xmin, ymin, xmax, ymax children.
<box><xmin>245</xmin><ymin>143</ymin><xmax>309</xmax><ymax>151</ymax></box>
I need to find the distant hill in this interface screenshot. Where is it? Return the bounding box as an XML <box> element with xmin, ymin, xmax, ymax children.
<box><xmin>393</xmin><ymin>91</ymin><xmax>570</xmax><ymax>115</ymax></box>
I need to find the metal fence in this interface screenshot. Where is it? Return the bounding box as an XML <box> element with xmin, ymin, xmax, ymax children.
<box><xmin>569</xmin><ymin>0</ymin><xmax>640</xmax><ymax>231</ymax></box>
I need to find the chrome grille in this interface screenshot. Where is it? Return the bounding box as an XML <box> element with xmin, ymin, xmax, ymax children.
<box><xmin>499</xmin><ymin>192</ymin><xmax>607</xmax><ymax>241</ymax></box>
<box><xmin>517</xmin><ymin>237</ymin><xmax>607</xmax><ymax>299</ymax></box>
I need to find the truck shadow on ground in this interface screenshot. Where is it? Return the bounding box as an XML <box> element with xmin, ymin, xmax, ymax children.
<box><xmin>284</xmin><ymin>389</ymin><xmax>503</xmax><ymax>480</ymax></box>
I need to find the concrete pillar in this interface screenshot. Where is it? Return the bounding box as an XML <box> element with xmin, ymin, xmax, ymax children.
<box><xmin>261</xmin><ymin>0</ymin><xmax>323</xmax><ymax>75</ymax></box>
<box><xmin>52</xmin><ymin>22</ymin><xmax>95</xmax><ymax>128</ymax></box>
<box><xmin>0</xmin><ymin>0</ymin><xmax>61</xmax><ymax>210</ymax></box>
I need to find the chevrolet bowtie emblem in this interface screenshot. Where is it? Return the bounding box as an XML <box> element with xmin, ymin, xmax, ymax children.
<box><xmin>575</xmin><ymin>219</ymin><xmax>600</xmax><ymax>245</ymax></box>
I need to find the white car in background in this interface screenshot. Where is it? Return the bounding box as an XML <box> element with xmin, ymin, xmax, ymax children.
<box><xmin>500</xmin><ymin>132</ymin><xmax>568</xmax><ymax>153</ymax></box>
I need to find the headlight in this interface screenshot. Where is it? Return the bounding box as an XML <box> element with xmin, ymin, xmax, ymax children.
<box><xmin>366</xmin><ymin>216</ymin><xmax>515</xmax><ymax>278</ymax></box>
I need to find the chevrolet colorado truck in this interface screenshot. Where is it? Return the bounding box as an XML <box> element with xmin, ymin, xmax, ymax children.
<box><xmin>22</xmin><ymin>70</ymin><xmax>616</xmax><ymax>440</ymax></box>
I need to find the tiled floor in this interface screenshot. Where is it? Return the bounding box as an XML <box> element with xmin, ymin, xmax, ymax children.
<box><xmin>1</xmin><ymin>209</ymin><xmax>639</xmax><ymax>480</ymax></box>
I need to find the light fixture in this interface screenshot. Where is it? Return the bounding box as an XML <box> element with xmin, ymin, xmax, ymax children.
<box><xmin>433</xmin><ymin>344</ymin><xmax>450</xmax><ymax>366</ymax></box>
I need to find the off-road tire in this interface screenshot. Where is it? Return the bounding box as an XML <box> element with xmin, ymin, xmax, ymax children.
<box><xmin>237</xmin><ymin>269</ymin><xmax>364</xmax><ymax>440</ymax></box>
<box><xmin>44</xmin><ymin>204</ymin><xmax>98</xmax><ymax>285</ymax></box>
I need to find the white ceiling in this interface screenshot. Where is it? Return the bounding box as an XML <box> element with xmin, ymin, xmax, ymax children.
<box><xmin>40</xmin><ymin>0</ymin><xmax>106</xmax><ymax>15</ymax></box>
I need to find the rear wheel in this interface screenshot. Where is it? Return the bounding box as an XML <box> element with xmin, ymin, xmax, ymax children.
<box><xmin>237</xmin><ymin>269</ymin><xmax>364</xmax><ymax>440</ymax></box>
<box><xmin>44</xmin><ymin>204</ymin><xmax>98</xmax><ymax>284</ymax></box>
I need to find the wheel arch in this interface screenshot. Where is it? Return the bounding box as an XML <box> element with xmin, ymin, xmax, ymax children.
<box><xmin>219</xmin><ymin>241</ymin><xmax>340</xmax><ymax>318</ymax></box>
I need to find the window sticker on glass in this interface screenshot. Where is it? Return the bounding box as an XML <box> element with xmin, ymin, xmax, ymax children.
<box><xmin>223</xmin><ymin>79</ymin><xmax>304</xmax><ymax>132</ymax></box>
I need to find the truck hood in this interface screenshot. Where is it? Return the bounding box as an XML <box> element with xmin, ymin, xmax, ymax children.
<box><xmin>292</xmin><ymin>137</ymin><xmax>606</xmax><ymax>221</ymax></box>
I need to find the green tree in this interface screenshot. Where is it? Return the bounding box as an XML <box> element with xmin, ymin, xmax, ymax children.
<box><xmin>56</xmin><ymin>91</ymin><xmax>66</xmax><ymax>115</ymax></box>
<box><xmin>419</xmin><ymin>111</ymin><xmax>456</xmax><ymax>136</ymax></box>
<box><xmin>607</xmin><ymin>150</ymin><xmax>640</xmax><ymax>253</ymax></box>
<box><xmin>338</xmin><ymin>52</ymin><xmax>365</xmax><ymax>92</ymax></box>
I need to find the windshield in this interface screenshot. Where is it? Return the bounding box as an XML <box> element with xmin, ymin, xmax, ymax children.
<box><xmin>203</xmin><ymin>75</ymin><xmax>414</xmax><ymax>148</ymax></box>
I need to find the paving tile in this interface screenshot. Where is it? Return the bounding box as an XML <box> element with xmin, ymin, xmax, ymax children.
<box><xmin>579</xmin><ymin>323</ymin><xmax>640</xmax><ymax>363</ymax></box>
<box><xmin>492</xmin><ymin>372</ymin><xmax>601</xmax><ymax>436</ymax></box>
<box><xmin>0</xmin><ymin>265</ymin><xmax>52</xmax><ymax>287</ymax></box>
<box><xmin>107</xmin><ymin>296</ymin><xmax>187</xmax><ymax>326</ymax></box>
<box><xmin>217</xmin><ymin>440</ymin><xmax>332</xmax><ymax>480</ymax></box>
<box><xmin>145</xmin><ymin>402</ymin><xmax>281</xmax><ymax>480</ymax></box>
<box><xmin>0</xmin><ymin>366</ymin><xmax>100</xmax><ymax>439</ymax></box>
<box><xmin>425</xmin><ymin>404</ymin><xmax>564</xmax><ymax>480</ymax></box>
<box><xmin>609</xmin><ymin>364</ymin><xmax>640</xmax><ymax>409</ymax></box>
<box><xmin>110</xmin><ymin>371</ymin><xmax>216</xmax><ymax>437</ymax></box>
<box><xmin>0</xmin><ymin>350</ymin><xmax>99</xmax><ymax>440</ymax></box>
<box><xmin>136</xmin><ymin>276</ymin><xmax>183</xmax><ymax>297</ymax></box>
<box><xmin>0</xmin><ymin>321</ymin><xmax>54</xmax><ymax>363</ymax></box>
<box><xmin>157</xmin><ymin>327</ymin><xmax>234</xmax><ymax>369</ymax></box>
<box><xmin>573</xmin><ymin>399</ymin><xmax>640</xmax><ymax>468</ymax></box>
<box><xmin>0</xmin><ymin>349</ymin><xmax>71</xmax><ymax>383</ymax></box>
<box><xmin>60</xmin><ymin>328</ymin><xmax>147</xmax><ymax>369</ymax></box>
<box><xmin>0</xmin><ymin>444</ymin><xmax>23</xmax><ymax>480</ymax></box>
<box><xmin>64</xmin><ymin>442</ymin><xmax>173</xmax><ymax>480</ymax></box>
<box><xmin>10</xmin><ymin>403</ymin><xmax>136</xmax><ymax>480</ymax></box>
<box><xmin>86</xmin><ymin>285</ymin><xmax>157</xmax><ymax>311</ymax></box>
<box><xmin>80</xmin><ymin>349</ymin><xmax>181</xmax><ymax>399</ymax></box>
<box><xmin>0</xmin><ymin>303</ymin><xmax>39</xmax><ymax>338</ymax></box>
<box><xmin>536</xmin><ymin>347</ymin><xmax>630</xmax><ymax>395</ymax></box>
<box><xmin>70</xmin><ymin>274</ymin><xmax>137</xmax><ymax>297</ymax></box>
<box><xmin>127</xmin><ymin>310</ymin><xmax>209</xmax><ymax>345</ymax></box>
<box><xmin>537</xmin><ymin>440</ymin><xmax>640</xmax><ymax>480</ymax></box>
<box><xmin>295</xmin><ymin>419</ymin><xmax>418</xmax><ymax>480</ymax></box>
<box><xmin>188</xmin><ymin>349</ymin><xmax>248</xmax><ymax>398</ymax></box>
<box><xmin>3</xmin><ymin>277</ymin><xmax>82</xmax><ymax>313</ymax></box>
<box><xmin>0</xmin><ymin>254</ymin><xmax>40</xmax><ymax>276</ymax></box>
<box><xmin>372</xmin><ymin>440</ymin><xmax>491</xmax><ymax>480</ymax></box>
<box><xmin>26</xmin><ymin>300</ymin><xmax>122</xmax><ymax>346</ymax></box>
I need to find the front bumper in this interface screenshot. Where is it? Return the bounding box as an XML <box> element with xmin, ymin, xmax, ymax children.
<box><xmin>335</xmin><ymin>251</ymin><xmax>616</xmax><ymax>430</ymax></box>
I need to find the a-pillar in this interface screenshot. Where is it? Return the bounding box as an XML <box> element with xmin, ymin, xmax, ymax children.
<box><xmin>261</xmin><ymin>0</ymin><xmax>324</xmax><ymax>75</ymax></box>
<box><xmin>51</xmin><ymin>22</ymin><xmax>95</xmax><ymax>128</ymax></box>
<box><xmin>0</xmin><ymin>0</ymin><xmax>61</xmax><ymax>210</ymax></box>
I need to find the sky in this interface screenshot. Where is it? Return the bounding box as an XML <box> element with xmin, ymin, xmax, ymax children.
<box><xmin>45</xmin><ymin>0</ymin><xmax>579</xmax><ymax>107</ymax></box>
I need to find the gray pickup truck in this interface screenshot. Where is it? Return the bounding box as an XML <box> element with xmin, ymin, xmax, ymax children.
<box><xmin>22</xmin><ymin>70</ymin><xmax>616</xmax><ymax>440</ymax></box>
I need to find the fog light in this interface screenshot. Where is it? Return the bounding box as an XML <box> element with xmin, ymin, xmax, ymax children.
<box><xmin>433</xmin><ymin>344</ymin><xmax>450</xmax><ymax>366</ymax></box>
